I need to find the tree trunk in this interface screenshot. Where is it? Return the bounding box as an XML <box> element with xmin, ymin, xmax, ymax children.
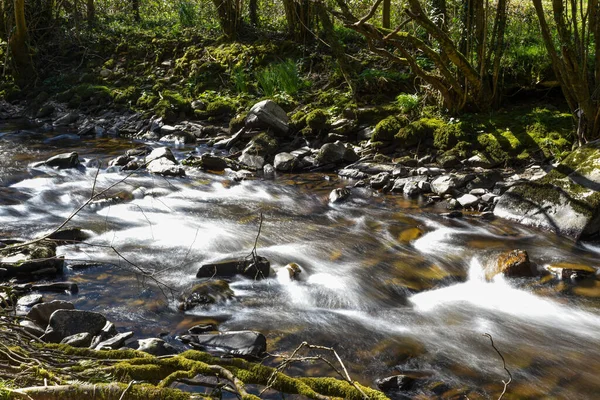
<box><xmin>212</xmin><ymin>0</ymin><xmax>242</xmax><ymax>39</ymax></box>
<box><xmin>9</xmin><ymin>0</ymin><xmax>34</xmax><ymax>85</ymax></box>
<box><xmin>382</xmin><ymin>0</ymin><xmax>390</xmax><ymax>29</ymax></box>
<box><xmin>132</xmin><ymin>0</ymin><xmax>140</xmax><ymax>22</ymax></box>
<box><xmin>0</xmin><ymin>0</ymin><xmax>5</xmax><ymax>37</ymax></box>
<box><xmin>249</xmin><ymin>0</ymin><xmax>258</xmax><ymax>26</ymax></box>
<box><xmin>86</xmin><ymin>0</ymin><xmax>94</xmax><ymax>27</ymax></box>
<box><xmin>283</xmin><ymin>0</ymin><xmax>313</xmax><ymax>43</ymax></box>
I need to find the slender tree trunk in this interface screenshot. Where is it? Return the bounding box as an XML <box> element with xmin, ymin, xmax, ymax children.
<box><xmin>86</xmin><ymin>0</ymin><xmax>94</xmax><ymax>27</ymax></box>
<box><xmin>9</xmin><ymin>0</ymin><xmax>34</xmax><ymax>85</ymax></box>
<box><xmin>382</xmin><ymin>0</ymin><xmax>390</xmax><ymax>29</ymax></box>
<box><xmin>283</xmin><ymin>0</ymin><xmax>313</xmax><ymax>42</ymax></box>
<box><xmin>132</xmin><ymin>0</ymin><xmax>140</xmax><ymax>22</ymax></box>
<box><xmin>0</xmin><ymin>0</ymin><xmax>5</xmax><ymax>36</ymax></box>
<box><xmin>249</xmin><ymin>0</ymin><xmax>258</xmax><ymax>27</ymax></box>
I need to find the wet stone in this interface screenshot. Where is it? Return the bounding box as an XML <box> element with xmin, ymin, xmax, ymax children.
<box><xmin>179</xmin><ymin>330</ymin><xmax>267</xmax><ymax>359</ymax></box>
<box><xmin>178</xmin><ymin>280</ymin><xmax>234</xmax><ymax>311</ymax></box>
<box><xmin>32</xmin><ymin>282</ymin><xmax>78</xmax><ymax>294</ymax></box>
<box><xmin>486</xmin><ymin>249</ymin><xmax>535</xmax><ymax>280</ymax></box>
<box><xmin>329</xmin><ymin>188</ymin><xmax>351</xmax><ymax>203</ymax></box>
<box><xmin>188</xmin><ymin>324</ymin><xmax>218</xmax><ymax>334</ymax></box>
<box><xmin>44</xmin><ymin>152</ymin><xmax>80</xmax><ymax>169</ymax></box>
<box><xmin>17</xmin><ymin>294</ymin><xmax>43</xmax><ymax>307</ymax></box>
<box><xmin>196</xmin><ymin>257</ymin><xmax>270</xmax><ymax>280</ymax></box>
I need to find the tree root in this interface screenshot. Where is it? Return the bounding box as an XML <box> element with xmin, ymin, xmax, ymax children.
<box><xmin>0</xmin><ymin>323</ymin><xmax>389</xmax><ymax>400</ymax></box>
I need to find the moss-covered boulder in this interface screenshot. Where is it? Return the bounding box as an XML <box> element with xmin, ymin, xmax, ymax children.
<box><xmin>494</xmin><ymin>141</ymin><xmax>600</xmax><ymax>239</ymax></box>
<box><xmin>372</xmin><ymin>115</ymin><xmax>407</xmax><ymax>142</ymax></box>
<box><xmin>395</xmin><ymin>117</ymin><xmax>444</xmax><ymax>148</ymax></box>
<box><xmin>0</xmin><ymin>240</ymin><xmax>64</xmax><ymax>280</ymax></box>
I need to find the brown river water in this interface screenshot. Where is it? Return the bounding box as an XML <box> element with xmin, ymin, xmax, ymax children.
<box><xmin>1</xmin><ymin>121</ymin><xmax>600</xmax><ymax>399</ymax></box>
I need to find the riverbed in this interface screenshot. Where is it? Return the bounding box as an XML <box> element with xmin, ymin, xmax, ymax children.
<box><xmin>2</xmin><ymin>121</ymin><xmax>600</xmax><ymax>399</ymax></box>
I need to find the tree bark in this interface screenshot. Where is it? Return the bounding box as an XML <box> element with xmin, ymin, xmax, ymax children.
<box><xmin>382</xmin><ymin>0</ymin><xmax>391</xmax><ymax>29</ymax></box>
<box><xmin>86</xmin><ymin>0</ymin><xmax>95</xmax><ymax>27</ymax></box>
<box><xmin>212</xmin><ymin>0</ymin><xmax>242</xmax><ymax>39</ymax></box>
<box><xmin>9</xmin><ymin>0</ymin><xmax>34</xmax><ymax>85</ymax></box>
<box><xmin>249</xmin><ymin>0</ymin><xmax>258</xmax><ymax>26</ymax></box>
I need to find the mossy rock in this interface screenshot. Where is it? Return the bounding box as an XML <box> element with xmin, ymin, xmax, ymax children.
<box><xmin>290</xmin><ymin>110</ymin><xmax>307</xmax><ymax>131</ymax></box>
<box><xmin>244</xmin><ymin>132</ymin><xmax>279</xmax><ymax>157</ymax></box>
<box><xmin>154</xmin><ymin>90</ymin><xmax>190</xmax><ymax>121</ymax></box>
<box><xmin>113</xmin><ymin>86</ymin><xmax>139</xmax><ymax>104</ymax></box>
<box><xmin>229</xmin><ymin>114</ymin><xmax>246</xmax><ymax>133</ymax></box>
<box><xmin>196</xmin><ymin>99</ymin><xmax>236</xmax><ymax>119</ymax></box>
<box><xmin>136</xmin><ymin>92</ymin><xmax>159</xmax><ymax>109</ymax></box>
<box><xmin>372</xmin><ymin>115</ymin><xmax>408</xmax><ymax>142</ymax></box>
<box><xmin>395</xmin><ymin>117</ymin><xmax>445</xmax><ymax>148</ymax></box>
<box><xmin>305</xmin><ymin>109</ymin><xmax>328</xmax><ymax>132</ymax></box>
<box><xmin>494</xmin><ymin>141</ymin><xmax>600</xmax><ymax>239</ymax></box>
<box><xmin>433</xmin><ymin>121</ymin><xmax>471</xmax><ymax>151</ymax></box>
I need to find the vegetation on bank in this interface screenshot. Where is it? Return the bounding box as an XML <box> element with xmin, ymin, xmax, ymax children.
<box><xmin>0</xmin><ymin>0</ymin><xmax>596</xmax><ymax>152</ymax></box>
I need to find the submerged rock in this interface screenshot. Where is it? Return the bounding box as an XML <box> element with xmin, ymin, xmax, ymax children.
<box><xmin>179</xmin><ymin>330</ymin><xmax>267</xmax><ymax>358</ymax></box>
<box><xmin>178</xmin><ymin>280</ymin><xmax>234</xmax><ymax>311</ymax></box>
<box><xmin>196</xmin><ymin>256</ymin><xmax>270</xmax><ymax>280</ymax></box>
<box><xmin>494</xmin><ymin>141</ymin><xmax>600</xmax><ymax>239</ymax></box>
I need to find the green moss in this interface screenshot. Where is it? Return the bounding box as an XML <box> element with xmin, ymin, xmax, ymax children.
<box><xmin>113</xmin><ymin>86</ymin><xmax>139</xmax><ymax>104</ymax></box>
<box><xmin>229</xmin><ymin>114</ymin><xmax>246</xmax><ymax>132</ymax></box>
<box><xmin>136</xmin><ymin>92</ymin><xmax>158</xmax><ymax>109</ymax></box>
<box><xmin>103</xmin><ymin>59</ymin><xmax>115</xmax><ymax>69</ymax></box>
<box><xmin>305</xmin><ymin>109</ymin><xmax>328</xmax><ymax>132</ymax></box>
<box><xmin>395</xmin><ymin>117</ymin><xmax>444</xmax><ymax>148</ymax></box>
<box><xmin>245</xmin><ymin>132</ymin><xmax>278</xmax><ymax>156</ymax></box>
<box><xmin>290</xmin><ymin>110</ymin><xmax>307</xmax><ymax>131</ymax></box>
<box><xmin>433</xmin><ymin>121</ymin><xmax>471</xmax><ymax>150</ymax></box>
<box><xmin>373</xmin><ymin>115</ymin><xmax>408</xmax><ymax>142</ymax></box>
<box><xmin>154</xmin><ymin>90</ymin><xmax>190</xmax><ymax>120</ymax></box>
<box><xmin>476</xmin><ymin>133</ymin><xmax>512</xmax><ymax>163</ymax></box>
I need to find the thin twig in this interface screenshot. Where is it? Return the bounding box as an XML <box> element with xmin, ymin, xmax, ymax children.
<box><xmin>484</xmin><ymin>333</ymin><xmax>512</xmax><ymax>400</ymax></box>
<box><xmin>118</xmin><ymin>380</ymin><xmax>135</xmax><ymax>400</ymax></box>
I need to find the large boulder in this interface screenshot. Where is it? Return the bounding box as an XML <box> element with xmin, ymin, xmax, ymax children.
<box><xmin>273</xmin><ymin>152</ymin><xmax>297</xmax><ymax>172</ymax></box>
<box><xmin>315</xmin><ymin>142</ymin><xmax>358</xmax><ymax>166</ymax></box>
<box><xmin>179</xmin><ymin>330</ymin><xmax>267</xmax><ymax>358</ymax></box>
<box><xmin>494</xmin><ymin>141</ymin><xmax>600</xmax><ymax>239</ymax></box>
<box><xmin>26</xmin><ymin>300</ymin><xmax>75</xmax><ymax>327</ymax></box>
<box><xmin>196</xmin><ymin>256</ymin><xmax>270</xmax><ymax>280</ymax></box>
<box><xmin>245</xmin><ymin>100</ymin><xmax>289</xmax><ymax>135</ymax></box>
<box><xmin>41</xmin><ymin>310</ymin><xmax>107</xmax><ymax>343</ymax></box>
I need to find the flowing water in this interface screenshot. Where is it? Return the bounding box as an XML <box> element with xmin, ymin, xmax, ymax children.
<box><xmin>2</xmin><ymin>122</ymin><xmax>600</xmax><ymax>399</ymax></box>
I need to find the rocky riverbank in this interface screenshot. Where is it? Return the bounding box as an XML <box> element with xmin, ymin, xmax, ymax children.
<box><xmin>5</xmin><ymin>94</ymin><xmax>598</xmax><ymax>241</ymax></box>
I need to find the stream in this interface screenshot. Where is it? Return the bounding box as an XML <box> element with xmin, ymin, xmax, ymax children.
<box><xmin>2</xmin><ymin>121</ymin><xmax>600</xmax><ymax>399</ymax></box>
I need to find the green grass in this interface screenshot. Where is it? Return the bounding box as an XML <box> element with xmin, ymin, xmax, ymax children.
<box><xmin>255</xmin><ymin>59</ymin><xmax>304</xmax><ymax>97</ymax></box>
